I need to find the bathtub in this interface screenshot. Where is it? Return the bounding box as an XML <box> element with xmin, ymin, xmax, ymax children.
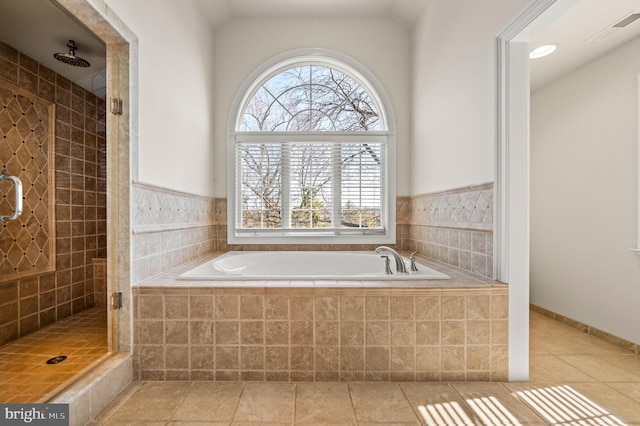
<box><xmin>136</xmin><ymin>252</ymin><xmax>509</xmax><ymax>382</ymax></box>
<box><xmin>177</xmin><ymin>251</ymin><xmax>450</xmax><ymax>281</ymax></box>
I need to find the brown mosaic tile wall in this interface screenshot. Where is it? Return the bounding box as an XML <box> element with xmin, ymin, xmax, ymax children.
<box><xmin>133</xmin><ymin>286</ymin><xmax>508</xmax><ymax>382</ymax></box>
<box><xmin>0</xmin><ymin>83</ymin><xmax>55</xmax><ymax>279</ymax></box>
<box><xmin>0</xmin><ymin>42</ymin><xmax>107</xmax><ymax>346</ymax></box>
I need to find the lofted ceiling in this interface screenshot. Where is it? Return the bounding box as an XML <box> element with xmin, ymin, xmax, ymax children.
<box><xmin>1</xmin><ymin>0</ymin><xmax>639</xmax><ymax>99</ymax></box>
<box><xmin>195</xmin><ymin>0</ymin><xmax>428</xmax><ymax>30</ymax></box>
<box><xmin>530</xmin><ymin>0</ymin><xmax>640</xmax><ymax>92</ymax></box>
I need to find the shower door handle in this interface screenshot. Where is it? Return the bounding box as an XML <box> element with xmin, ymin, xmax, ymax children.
<box><xmin>0</xmin><ymin>168</ymin><xmax>23</xmax><ymax>221</ymax></box>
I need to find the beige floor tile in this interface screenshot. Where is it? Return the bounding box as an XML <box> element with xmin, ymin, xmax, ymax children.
<box><xmin>89</xmin><ymin>309</ymin><xmax>639</xmax><ymax>425</ymax></box>
<box><xmin>232</xmin><ymin>383</ymin><xmax>295</xmax><ymax>423</ymax></box>
<box><xmin>171</xmin><ymin>382</ymin><xmax>244</xmax><ymax>422</ymax></box>
<box><xmin>401</xmin><ymin>382</ymin><xmax>480</xmax><ymax>424</ymax></box>
<box><xmin>532</xmin><ymin>333</ymin><xmax>631</xmax><ymax>356</ymax></box>
<box><xmin>107</xmin><ymin>382</ymin><xmax>192</xmax><ymax>422</ymax></box>
<box><xmin>98</xmin><ymin>422</ymin><xmax>166</xmax><ymax>426</ymax></box>
<box><xmin>232</xmin><ymin>423</ymin><xmax>291</xmax><ymax>426</ymax></box>
<box><xmin>170</xmin><ymin>423</ymin><xmax>229</xmax><ymax>426</ymax></box>
<box><xmin>349</xmin><ymin>382</ymin><xmax>419</xmax><ymax>423</ymax></box>
<box><xmin>606</xmin><ymin>382</ymin><xmax>640</xmax><ymax>403</ymax></box>
<box><xmin>569</xmin><ymin>382</ymin><xmax>640</xmax><ymax>424</ymax></box>
<box><xmin>504</xmin><ymin>382</ymin><xmax>635</xmax><ymax>425</ymax></box>
<box><xmin>530</xmin><ymin>317</ymin><xmax>578</xmax><ymax>337</ymax></box>
<box><xmin>529</xmin><ymin>355</ymin><xmax>596</xmax><ymax>382</ymax></box>
<box><xmin>295</xmin><ymin>382</ymin><xmax>357</xmax><ymax>424</ymax></box>
<box><xmin>93</xmin><ymin>382</ymin><xmax>142</xmax><ymax>424</ymax></box>
<box><xmin>98</xmin><ymin>420</ymin><xmax>167</xmax><ymax>426</ymax></box>
<box><xmin>451</xmin><ymin>383</ymin><xmax>545</xmax><ymax>424</ymax></box>
<box><xmin>558</xmin><ymin>354</ymin><xmax>640</xmax><ymax>382</ymax></box>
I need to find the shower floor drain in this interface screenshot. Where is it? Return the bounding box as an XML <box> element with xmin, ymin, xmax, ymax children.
<box><xmin>46</xmin><ymin>355</ymin><xmax>68</xmax><ymax>365</ymax></box>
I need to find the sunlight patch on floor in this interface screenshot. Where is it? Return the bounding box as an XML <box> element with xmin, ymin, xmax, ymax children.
<box><xmin>417</xmin><ymin>385</ymin><xmax>628</xmax><ymax>426</ymax></box>
<box><xmin>513</xmin><ymin>385</ymin><xmax>627</xmax><ymax>425</ymax></box>
<box><xmin>467</xmin><ymin>396</ymin><xmax>523</xmax><ymax>425</ymax></box>
<box><xmin>418</xmin><ymin>396</ymin><xmax>523</xmax><ymax>426</ymax></box>
<box><xmin>418</xmin><ymin>401</ymin><xmax>474</xmax><ymax>425</ymax></box>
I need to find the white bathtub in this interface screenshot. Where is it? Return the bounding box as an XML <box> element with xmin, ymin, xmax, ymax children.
<box><xmin>177</xmin><ymin>251</ymin><xmax>450</xmax><ymax>281</ymax></box>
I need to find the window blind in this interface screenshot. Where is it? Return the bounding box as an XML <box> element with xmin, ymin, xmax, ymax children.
<box><xmin>236</xmin><ymin>140</ymin><xmax>386</xmax><ymax>235</ymax></box>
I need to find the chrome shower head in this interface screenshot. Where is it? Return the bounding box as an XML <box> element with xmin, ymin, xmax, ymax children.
<box><xmin>53</xmin><ymin>40</ymin><xmax>90</xmax><ymax>68</ymax></box>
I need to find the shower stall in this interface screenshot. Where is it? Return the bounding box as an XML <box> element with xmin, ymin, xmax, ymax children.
<box><xmin>0</xmin><ymin>36</ymin><xmax>109</xmax><ymax>402</ymax></box>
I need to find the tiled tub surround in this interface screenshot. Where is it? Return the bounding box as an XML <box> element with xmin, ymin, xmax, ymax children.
<box><xmin>408</xmin><ymin>183</ymin><xmax>494</xmax><ymax>278</ymax></box>
<box><xmin>0</xmin><ymin>42</ymin><xmax>107</xmax><ymax>346</ymax></box>
<box><xmin>130</xmin><ymin>181</ymin><xmax>493</xmax><ymax>283</ymax></box>
<box><xmin>132</xmin><ymin>254</ymin><xmax>508</xmax><ymax>382</ymax></box>
<box><xmin>131</xmin><ymin>185</ymin><xmax>410</xmax><ymax>284</ymax></box>
<box><xmin>132</xmin><ymin>182</ymin><xmax>217</xmax><ymax>283</ymax></box>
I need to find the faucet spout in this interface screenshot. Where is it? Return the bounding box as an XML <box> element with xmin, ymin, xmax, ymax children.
<box><xmin>374</xmin><ymin>246</ymin><xmax>408</xmax><ymax>273</ymax></box>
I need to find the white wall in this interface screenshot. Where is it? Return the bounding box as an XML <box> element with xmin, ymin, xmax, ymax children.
<box><xmin>213</xmin><ymin>18</ymin><xmax>411</xmax><ymax>196</ymax></box>
<box><xmin>411</xmin><ymin>0</ymin><xmax>529</xmax><ymax>195</ymax></box>
<box><xmin>531</xmin><ymin>35</ymin><xmax>640</xmax><ymax>344</ymax></box>
<box><xmin>105</xmin><ymin>0</ymin><xmax>216</xmax><ymax>197</ymax></box>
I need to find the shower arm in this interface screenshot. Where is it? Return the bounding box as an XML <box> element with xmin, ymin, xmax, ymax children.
<box><xmin>0</xmin><ymin>168</ymin><xmax>23</xmax><ymax>221</ymax></box>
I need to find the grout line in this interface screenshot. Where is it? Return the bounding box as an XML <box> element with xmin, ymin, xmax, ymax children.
<box><xmin>346</xmin><ymin>382</ymin><xmax>359</xmax><ymax>424</ymax></box>
<box><xmin>397</xmin><ymin>382</ymin><xmax>423</xmax><ymax>423</ymax></box>
<box><xmin>166</xmin><ymin>380</ymin><xmax>193</xmax><ymax>422</ymax></box>
<box><xmin>291</xmin><ymin>382</ymin><xmax>297</xmax><ymax>424</ymax></box>
<box><xmin>93</xmin><ymin>381</ymin><xmax>144</xmax><ymax>425</ymax></box>
<box><xmin>229</xmin><ymin>382</ymin><xmax>246</xmax><ymax>424</ymax></box>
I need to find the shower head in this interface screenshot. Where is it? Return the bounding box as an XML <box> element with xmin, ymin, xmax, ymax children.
<box><xmin>53</xmin><ymin>40</ymin><xmax>90</xmax><ymax>68</ymax></box>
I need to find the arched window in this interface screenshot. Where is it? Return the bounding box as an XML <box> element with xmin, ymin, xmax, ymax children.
<box><xmin>228</xmin><ymin>50</ymin><xmax>396</xmax><ymax>244</ymax></box>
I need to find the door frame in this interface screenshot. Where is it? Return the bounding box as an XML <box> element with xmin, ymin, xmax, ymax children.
<box><xmin>54</xmin><ymin>0</ymin><xmax>137</xmax><ymax>353</ymax></box>
<box><xmin>495</xmin><ymin>0</ymin><xmax>580</xmax><ymax>380</ymax></box>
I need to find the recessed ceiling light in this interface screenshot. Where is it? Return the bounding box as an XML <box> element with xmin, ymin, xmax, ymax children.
<box><xmin>529</xmin><ymin>44</ymin><xmax>558</xmax><ymax>59</ymax></box>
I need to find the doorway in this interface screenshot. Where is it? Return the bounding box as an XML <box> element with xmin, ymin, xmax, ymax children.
<box><xmin>495</xmin><ymin>0</ymin><xmax>580</xmax><ymax>381</ymax></box>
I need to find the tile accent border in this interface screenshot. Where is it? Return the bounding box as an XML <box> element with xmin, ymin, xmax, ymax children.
<box><xmin>132</xmin><ymin>182</ymin><xmax>216</xmax><ymax>283</ymax></box>
<box><xmin>130</xmin><ymin>184</ymin><xmax>494</xmax><ymax>282</ymax></box>
<box><xmin>409</xmin><ymin>182</ymin><xmax>493</xmax><ymax>230</ymax></box>
<box><xmin>531</xmin><ymin>304</ymin><xmax>640</xmax><ymax>355</ymax></box>
<box><xmin>131</xmin><ymin>189</ymin><xmax>410</xmax><ymax>285</ymax></box>
<box><xmin>409</xmin><ymin>183</ymin><xmax>494</xmax><ymax>278</ymax></box>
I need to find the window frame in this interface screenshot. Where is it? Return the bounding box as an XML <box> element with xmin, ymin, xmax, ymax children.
<box><xmin>227</xmin><ymin>49</ymin><xmax>396</xmax><ymax>245</ymax></box>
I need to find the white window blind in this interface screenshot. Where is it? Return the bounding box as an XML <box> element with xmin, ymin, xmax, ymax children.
<box><xmin>236</xmin><ymin>140</ymin><xmax>386</xmax><ymax>235</ymax></box>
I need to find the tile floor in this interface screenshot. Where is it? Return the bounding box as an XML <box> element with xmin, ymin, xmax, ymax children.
<box><xmin>0</xmin><ymin>307</ymin><xmax>108</xmax><ymax>403</ymax></box>
<box><xmin>92</xmin><ymin>310</ymin><xmax>640</xmax><ymax>425</ymax></box>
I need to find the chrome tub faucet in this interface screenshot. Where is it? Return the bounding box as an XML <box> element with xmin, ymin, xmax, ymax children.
<box><xmin>374</xmin><ymin>246</ymin><xmax>408</xmax><ymax>273</ymax></box>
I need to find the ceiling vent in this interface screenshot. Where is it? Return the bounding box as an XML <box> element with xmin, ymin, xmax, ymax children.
<box><xmin>587</xmin><ymin>11</ymin><xmax>640</xmax><ymax>42</ymax></box>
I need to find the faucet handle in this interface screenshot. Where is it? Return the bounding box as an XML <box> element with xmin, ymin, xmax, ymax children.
<box><xmin>409</xmin><ymin>252</ymin><xmax>419</xmax><ymax>272</ymax></box>
<box><xmin>380</xmin><ymin>255</ymin><xmax>393</xmax><ymax>274</ymax></box>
